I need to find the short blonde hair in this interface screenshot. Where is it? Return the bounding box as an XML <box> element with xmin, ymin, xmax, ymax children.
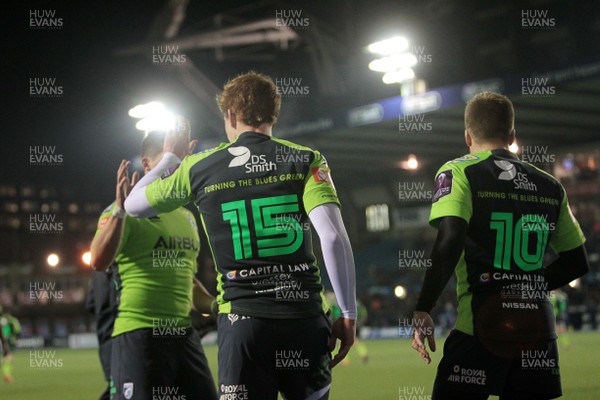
<box><xmin>465</xmin><ymin>92</ymin><xmax>514</xmax><ymax>143</ymax></box>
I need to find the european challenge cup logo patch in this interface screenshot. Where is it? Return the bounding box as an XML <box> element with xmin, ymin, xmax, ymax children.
<box><xmin>432</xmin><ymin>170</ymin><xmax>453</xmax><ymax>203</ymax></box>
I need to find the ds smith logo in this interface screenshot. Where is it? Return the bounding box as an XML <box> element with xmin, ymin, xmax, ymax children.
<box><xmin>228</xmin><ymin>146</ymin><xmax>277</xmax><ymax>173</ymax></box>
<box><xmin>494</xmin><ymin>160</ymin><xmax>537</xmax><ymax>191</ymax></box>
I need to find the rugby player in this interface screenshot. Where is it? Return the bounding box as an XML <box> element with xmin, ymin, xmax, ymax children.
<box><xmin>0</xmin><ymin>326</ymin><xmax>6</xmax><ymax>383</ymax></box>
<box><xmin>86</xmin><ymin>265</ymin><xmax>118</xmax><ymax>400</ymax></box>
<box><xmin>0</xmin><ymin>306</ymin><xmax>19</xmax><ymax>384</ymax></box>
<box><xmin>125</xmin><ymin>72</ymin><xmax>357</xmax><ymax>399</ymax></box>
<box><xmin>90</xmin><ymin>132</ymin><xmax>217</xmax><ymax>400</ymax></box>
<box><xmin>412</xmin><ymin>92</ymin><xmax>589</xmax><ymax>399</ymax></box>
<box><xmin>550</xmin><ymin>289</ymin><xmax>570</xmax><ymax>349</ymax></box>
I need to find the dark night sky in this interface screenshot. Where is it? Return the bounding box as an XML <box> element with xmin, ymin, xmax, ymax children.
<box><xmin>4</xmin><ymin>0</ymin><xmax>599</xmax><ymax>206</ymax></box>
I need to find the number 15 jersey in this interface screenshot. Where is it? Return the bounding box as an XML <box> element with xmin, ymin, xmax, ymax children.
<box><xmin>430</xmin><ymin>149</ymin><xmax>585</xmax><ymax>343</ymax></box>
<box><xmin>145</xmin><ymin>132</ymin><xmax>340</xmax><ymax>318</ymax></box>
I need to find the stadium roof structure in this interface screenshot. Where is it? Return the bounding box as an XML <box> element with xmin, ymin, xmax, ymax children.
<box><xmin>6</xmin><ymin>0</ymin><xmax>600</xmax><ymax>195</ymax></box>
<box><xmin>280</xmin><ymin>60</ymin><xmax>600</xmax><ymax>185</ymax></box>
<box><xmin>109</xmin><ymin>0</ymin><xmax>600</xmax><ymax>188</ymax></box>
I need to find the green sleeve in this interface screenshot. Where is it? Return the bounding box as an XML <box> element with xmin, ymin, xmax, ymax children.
<box><xmin>95</xmin><ymin>202</ymin><xmax>129</xmax><ymax>254</ymax></box>
<box><xmin>95</xmin><ymin>203</ymin><xmax>115</xmax><ymax>234</ymax></box>
<box><xmin>429</xmin><ymin>163</ymin><xmax>472</xmax><ymax>227</ymax></box>
<box><xmin>8</xmin><ymin>317</ymin><xmax>21</xmax><ymax>335</ymax></box>
<box><xmin>303</xmin><ymin>151</ymin><xmax>340</xmax><ymax>214</ymax></box>
<box><xmin>549</xmin><ymin>186</ymin><xmax>585</xmax><ymax>253</ymax></box>
<box><xmin>145</xmin><ymin>156</ymin><xmax>194</xmax><ymax>213</ymax></box>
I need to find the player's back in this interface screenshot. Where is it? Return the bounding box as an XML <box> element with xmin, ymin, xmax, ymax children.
<box><xmin>95</xmin><ymin>204</ymin><xmax>200</xmax><ymax>337</ymax></box>
<box><xmin>433</xmin><ymin>149</ymin><xmax>579</xmax><ymax>343</ymax></box>
<box><xmin>183</xmin><ymin>131</ymin><xmax>339</xmax><ymax>318</ymax></box>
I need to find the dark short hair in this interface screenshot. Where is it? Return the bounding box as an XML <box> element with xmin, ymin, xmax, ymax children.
<box><xmin>141</xmin><ymin>131</ymin><xmax>164</xmax><ymax>159</ymax></box>
<box><xmin>465</xmin><ymin>92</ymin><xmax>514</xmax><ymax>143</ymax></box>
<box><xmin>217</xmin><ymin>72</ymin><xmax>281</xmax><ymax>127</ymax></box>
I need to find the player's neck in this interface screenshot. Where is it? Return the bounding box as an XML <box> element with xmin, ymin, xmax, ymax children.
<box><xmin>469</xmin><ymin>142</ymin><xmax>509</xmax><ymax>154</ymax></box>
<box><xmin>234</xmin><ymin>124</ymin><xmax>273</xmax><ymax>139</ymax></box>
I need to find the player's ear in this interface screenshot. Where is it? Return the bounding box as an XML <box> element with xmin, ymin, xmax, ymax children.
<box><xmin>464</xmin><ymin>130</ymin><xmax>472</xmax><ymax>147</ymax></box>
<box><xmin>508</xmin><ymin>129</ymin><xmax>516</xmax><ymax>145</ymax></box>
<box><xmin>227</xmin><ymin>109</ymin><xmax>237</xmax><ymax>129</ymax></box>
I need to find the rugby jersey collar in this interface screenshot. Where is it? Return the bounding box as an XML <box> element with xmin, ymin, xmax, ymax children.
<box><xmin>235</xmin><ymin>131</ymin><xmax>272</xmax><ymax>143</ymax></box>
<box><xmin>491</xmin><ymin>148</ymin><xmax>519</xmax><ymax>160</ymax></box>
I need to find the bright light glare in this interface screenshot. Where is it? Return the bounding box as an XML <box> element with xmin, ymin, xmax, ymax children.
<box><xmin>394</xmin><ymin>285</ymin><xmax>407</xmax><ymax>299</ymax></box>
<box><xmin>368</xmin><ymin>36</ymin><xmax>409</xmax><ymax>55</ymax></box>
<box><xmin>398</xmin><ymin>154</ymin><xmax>419</xmax><ymax>170</ymax></box>
<box><xmin>82</xmin><ymin>251</ymin><xmax>91</xmax><ymax>266</ymax></box>
<box><xmin>509</xmin><ymin>141</ymin><xmax>519</xmax><ymax>154</ymax></box>
<box><xmin>135</xmin><ymin>112</ymin><xmax>176</xmax><ymax>132</ymax></box>
<box><xmin>568</xmin><ymin>279</ymin><xmax>579</xmax><ymax>289</ymax></box>
<box><xmin>407</xmin><ymin>154</ymin><xmax>419</xmax><ymax>170</ymax></box>
<box><xmin>382</xmin><ymin>68</ymin><xmax>415</xmax><ymax>84</ymax></box>
<box><xmin>47</xmin><ymin>253</ymin><xmax>59</xmax><ymax>268</ymax></box>
<box><xmin>369</xmin><ymin>53</ymin><xmax>418</xmax><ymax>72</ymax></box>
<box><xmin>128</xmin><ymin>101</ymin><xmax>165</xmax><ymax>119</ymax></box>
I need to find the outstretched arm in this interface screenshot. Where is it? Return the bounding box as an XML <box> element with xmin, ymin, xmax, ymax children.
<box><xmin>124</xmin><ymin>152</ymin><xmax>181</xmax><ymax>218</ymax></box>
<box><xmin>125</xmin><ymin>116</ymin><xmax>197</xmax><ymax>218</ymax></box>
<box><xmin>309</xmin><ymin>203</ymin><xmax>357</xmax><ymax>368</ymax></box>
<box><xmin>90</xmin><ymin>160</ymin><xmax>139</xmax><ymax>271</ymax></box>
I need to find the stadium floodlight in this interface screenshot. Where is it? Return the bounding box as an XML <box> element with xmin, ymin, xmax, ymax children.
<box><xmin>128</xmin><ymin>101</ymin><xmax>166</xmax><ymax>119</ymax></box>
<box><xmin>394</xmin><ymin>285</ymin><xmax>407</xmax><ymax>299</ymax></box>
<box><xmin>509</xmin><ymin>141</ymin><xmax>519</xmax><ymax>154</ymax></box>
<box><xmin>47</xmin><ymin>253</ymin><xmax>59</xmax><ymax>268</ymax></box>
<box><xmin>368</xmin><ymin>53</ymin><xmax>418</xmax><ymax>72</ymax></box>
<box><xmin>367</xmin><ymin>36</ymin><xmax>409</xmax><ymax>55</ymax></box>
<box><xmin>135</xmin><ymin>113</ymin><xmax>176</xmax><ymax>133</ymax></box>
<box><xmin>382</xmin><ymin>68</ymin><xmax>415</xmax><ymax>84</ymax></box>
<box><xmin>367</xmin><ymin>36</ymin><xmax>426</xmax><ymax>94</ymax></box>
<box><xmin>129</xmin><ymin>101</ymin><xmax>176</xmax><ymax>133</ymax></box>
<box><xmin>82</xmin><ymin>251</ymin><xmax>91</xmax><ymax>266</ymax></box>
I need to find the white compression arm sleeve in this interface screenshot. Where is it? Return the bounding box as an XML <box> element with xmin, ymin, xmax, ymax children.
<box><xmin>309</xmin><ymin>203</ymin><xmax>357</xmax><ymax>319</ymax></box>
<box><xmin>124</xmin><ymin>152</ymin><xmax>181</xmax><ymax>218</ymax></box>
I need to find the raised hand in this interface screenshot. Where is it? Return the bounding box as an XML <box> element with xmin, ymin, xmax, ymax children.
<box><xmin>164</xmin><ymin>116</ymin><xmax>197</xmax><ymax>160</ymax></box>
<box><xmin>115</xmin><ymin>160</ymin><xmax>140</xmax><ymax>209</ymax></box>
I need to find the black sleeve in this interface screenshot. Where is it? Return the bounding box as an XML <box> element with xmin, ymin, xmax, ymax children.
<box><xmin>415</xmin><ymin>216</ymin><xmax>468</xmax><ymax>313</ymax></box>
<box><xmin>545</xmin><ymin>245</ymin><xmax>589</xmax><ymax>290</ymax></box>
<box><xmin>91</xmin><ymin>270</ymin><xmax>112</xmax><ymax>316</ymax></box>
<box><xmin>85</xmin><ymin>278</ymin><xmax>95</xmax><ymax>314</ymax></box>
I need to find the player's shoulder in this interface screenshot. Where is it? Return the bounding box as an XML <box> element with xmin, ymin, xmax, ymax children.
<box><xmin>185</xmin><ymin>141</ymin><xmax>234</xmax><ymax>165</ymax></box>
<box><xmin>172</xmin><ymin>206</ymin><xmax>194</xmax><ymax>218</ymax></box>
<box><xmin>271</xmin><ymin>136</ymin><xmax>313</xmax><ymax>151</ymax></box>
<box><xmin>100</xmin><ymin>202</ymin><xmax>116</xmax><ymax>216</ymax></box>
<box><xmin>168</xmin><ymin>207</ymin><xmax>199</xmax><ymax>234</ymax></box>
<box><xmin>271</xmin><ymin>136</ymin><xmax>317</xmax><ymax>154</ymax></box>
<box><xmin>521</xmin><ymin>160</ymin><xmax>566</xmax><ymax>198</ymax></box>
<box><xmin>444</xmin><ymin>152</ymin><xmax>490</xmax><ymax>167</ymax></box>
<box><xmin>437</xmin><ymin>152</ymin><xmax>490</xmax><ymax>175</ymax></box>
<box><xmin>522</xmin><ymin>160</ymin><xmax>561</xmax><ymax>184</ymax></box>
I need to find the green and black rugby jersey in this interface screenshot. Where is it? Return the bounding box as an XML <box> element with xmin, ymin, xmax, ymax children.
<box><xmin>95</xmin><ymin>203</ymin><xmax>200</xmax><ymax>337</ymax></box>
<box><xmin>430</xmin><ymin>149</ymin><xmax>585</xmax><ymax>342</ymax></box>
<box><xmin>145</xmin><ymin>132</ymin><xmax>340</xmax><ymax>319</ymax></box>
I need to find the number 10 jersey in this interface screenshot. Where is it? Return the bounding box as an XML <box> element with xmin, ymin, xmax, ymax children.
<box><xmin>430</xmin><ymin>149</ymin><xmax>585</xmax><ymax>343</ymax></box>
